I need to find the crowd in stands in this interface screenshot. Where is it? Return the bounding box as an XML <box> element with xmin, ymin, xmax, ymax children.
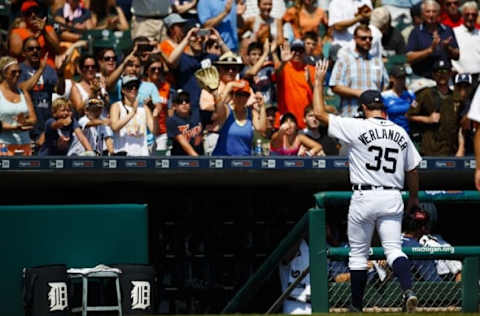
<box><xmin>0</xmin><ymin>0</ymin><xmax>479</xmax><ymax>157</ymax></box>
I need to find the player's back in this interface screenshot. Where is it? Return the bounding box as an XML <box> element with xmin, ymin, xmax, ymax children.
<box><xmin>328</xmin><ymin>116</ymin><xmax>422</xmax><ymax>188</ymax></box>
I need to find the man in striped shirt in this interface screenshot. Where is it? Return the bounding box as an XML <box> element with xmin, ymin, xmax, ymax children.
<box><xmin>329</xmin><ymin>25</ymin><xmax>389</xmax><ymax>118</ymax></box>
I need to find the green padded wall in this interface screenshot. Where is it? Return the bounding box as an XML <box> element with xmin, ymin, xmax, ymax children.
<box><xmin>0</xmin><ymin>204</ymin><xmax>149</xmax><ymax>316</ymax></box>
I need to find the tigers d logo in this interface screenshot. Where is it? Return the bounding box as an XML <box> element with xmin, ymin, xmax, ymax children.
<box><xmin>48</xmin><ymin>282</ymin><xmax>68</xmax><ymax>311</ymax></box>
<box><xmin>131</xmin><ymin>281</ymin><xmax>151</xmax><ymax>310</ymax></box>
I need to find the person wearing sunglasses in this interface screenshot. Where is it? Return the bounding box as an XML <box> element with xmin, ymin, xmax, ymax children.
<box><xmin>167</xmin><ymin>90</ymin><xmax>204</xmax><ymax>156</ymax></box>
<box><xmin>17</xmin><ymin>37</ymin><xmax>58</xmax><ymax>150</ymax></box>
<box><xmin>110</xmin><ymin>75</ymin><xmax>157</xmax><ymax>156</ymax></box>
<box><xmin>9</xmin><ymin>0</ymin><xmax>60</xmax><ymax>69</ymax></box>
<box><xmin>144</xmin><ymin>56</ymin><xmax>172</xmax><ymax>155</ymax></box>
<box><xmin>212</xmin><ymin>79</ymin><xmax>266</xmax><ymax>156</ymax></box>
<box><xmin>0</xmin><ymin>56</ymin><xmax>37</xmax><ymax>156</ymax></box>
<box><xmin>70</xmin><ymin>54</ymin><xmax>106</xmax><ymax>114</ymax></box>
<box><xmin>439</xmin><ymin>0</ymin><xmax>462</xmax><ymax>28</ymax></box>
<box><xmin>407</xmin><ymin>59</ymin><xmax>462</xmax><ymax>156</ymax></box>
<box><xmin>406</xmin><ymin>0</ymin><xmax>459</xmax><ymax>80</ymax></box>
<box><xmin>329</xmin><ymin>25</ymin><xmax>389</xmax><ymax>123</ymax></box>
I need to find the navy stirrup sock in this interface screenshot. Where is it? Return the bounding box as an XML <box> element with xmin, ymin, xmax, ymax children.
<box><xmin>350</xmin><ymin>269</ymin><xmax>367</xmax><ymax>309</ymax></box>
<box><xmin>392</xmin><ymin>257</ymin><xmax>412</xmax><ymax>290</ymax></box>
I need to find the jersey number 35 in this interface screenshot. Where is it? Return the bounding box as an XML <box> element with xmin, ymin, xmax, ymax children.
<box><xmin>366</xmin><ymin>146</ymin><xmax>398</xmax><ymax>174</ymax></box>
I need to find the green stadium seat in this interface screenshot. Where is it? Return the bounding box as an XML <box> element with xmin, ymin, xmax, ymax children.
<box><xmin>82</xmin><ymin>30</ymin><xmax>133</xmax><ymax>53</ymax></box>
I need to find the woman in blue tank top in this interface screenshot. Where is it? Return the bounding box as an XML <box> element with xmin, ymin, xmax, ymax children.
<box><xmin>212</xmin><ymin>79</ymin><xmax>266</xmax><ymax>156</ymax></box>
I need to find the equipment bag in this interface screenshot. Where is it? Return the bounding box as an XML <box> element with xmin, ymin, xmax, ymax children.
<box><xmin>111</xmin><ymin>264</ymin><xmax>158</xmax><ymax>315</ymax></box>
<box><xmin>23</xmin><ymin>264</ymin><xmax>70</xmax><ymax>316</ymax></box>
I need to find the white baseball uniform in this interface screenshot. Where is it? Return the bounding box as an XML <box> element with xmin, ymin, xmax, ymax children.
<box><xmin>328</xmin><ymin>115</ymin><xmax>422</xmax><ymax>270</ymax></box>
<box><xmin>467</xmin><ymin>85</ymin><xmax>480</xmax><ymax>123</ymax></box>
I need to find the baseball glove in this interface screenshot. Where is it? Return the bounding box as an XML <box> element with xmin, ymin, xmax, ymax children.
<box><xmin>195</xmin><ymin>66</ymin><xmax>220</xmax><ymax>91</ymax></box>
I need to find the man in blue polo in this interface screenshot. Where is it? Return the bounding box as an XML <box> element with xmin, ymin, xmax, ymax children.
<box><xmin>406</xmin><ymin>0</ymin><xmax>459</xmax><ymax>79</ymax></box>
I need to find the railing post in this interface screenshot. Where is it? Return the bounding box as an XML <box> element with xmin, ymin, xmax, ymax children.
<box><xmin>462</xmin><ymin>256</ymin><xmax>479</xmax><ymax>312</ymax></box>
<box><xmin>309</xmin><ymin>208</ymin><xmax>329</xmax><ymax>313</ymax></box>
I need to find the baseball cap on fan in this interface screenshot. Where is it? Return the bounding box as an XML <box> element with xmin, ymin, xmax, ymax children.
<box><xmin>291</xmin><ymin>39</ymin><xmax>305</xmax><ymax>51</ymax></box>
<box><xmin>359</xmin><ymin>90</ymin><xmax>383</xmax><ymax>107</ymax></box>
<box><xmin>454</xmin><ymin>73</ymin><xmax>472</xmax><ymax>85</ymax></box>
<box><xmin>21</xmin><ymin>0</ymin><xmax>39</xmax><ymax>13</ymax></box>
<box><xmin>164</xmin><ymin>13</ymin><xmax>188</xmax><ymax>28</ymax></box>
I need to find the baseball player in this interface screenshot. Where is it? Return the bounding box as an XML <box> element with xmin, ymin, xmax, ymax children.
<box><xmin>313</xmin><ymin>59</ymin><xmax>421</xmax><ymax>312</ymax></box>
<box><xmin>467</xmin><ymin>85</ymin><xmax>480</xmax><ymax>190</ymax></box>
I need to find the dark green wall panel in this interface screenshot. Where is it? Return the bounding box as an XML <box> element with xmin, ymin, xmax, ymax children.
<box><xmin>0</xmin><ymin>204</ymin><xmax>148</xmax><ymax>316</ymax></box>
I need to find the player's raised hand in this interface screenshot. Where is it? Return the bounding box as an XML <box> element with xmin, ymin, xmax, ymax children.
<box><xmin>315</xmin><ymin>59</ymin><xmax>329</xmax><ymax>85</ymax></box>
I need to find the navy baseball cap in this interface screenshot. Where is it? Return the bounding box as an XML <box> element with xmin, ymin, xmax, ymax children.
<box><xmin>433</xmin><ymin>59</ymin><xmax>451</xmax><ymax>71</ymax></box>
<box><xmin>359</xmin><ymin>90</ymin><xmax>382</xmax><ymax>106</ymax></box>
<box><xmin>455</xmin><ymin>73</ymin><xmax>472</xmax><ymax>85</ymax></box>
<box><xmin>391</xmin><ymin>65</ymin><xmax>407</xmax><ymax>78</ymax></box>
<box><xmin>291</xmin><ymin>39</ymin><xmax>305</xmax><ymax>50</ymax></box>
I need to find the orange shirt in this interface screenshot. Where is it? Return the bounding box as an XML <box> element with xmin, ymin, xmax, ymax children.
<box><xmin>11</xmin><ymin>26</ymin><xmax>56</xmax><ymax>68</ymax></box>
<box><xmin>283</xmin><ymin>7</ymin><xmax>327</xmax><ymax>39</ymax></box>
<box><xmin>156</xmin><ymin>81</ymin><xmax>171</xmax><ymax>135</ymax></box>
<box><xmin>276</xmin><ymin>61</ymin><xmax>315</xmax><ymax>129</ymax></box>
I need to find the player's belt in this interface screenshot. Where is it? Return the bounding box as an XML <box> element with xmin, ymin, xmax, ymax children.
<box><xmin>352</xmin><ymin>184</ymin><xmax>399</xmax><ymax>191</ymax></box>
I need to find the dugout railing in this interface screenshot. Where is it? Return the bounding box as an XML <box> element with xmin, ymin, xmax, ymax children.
<box><xmin>222</xmin><ymin>190</ymin><xmax>480</xmax><ymax>313</ymax></box>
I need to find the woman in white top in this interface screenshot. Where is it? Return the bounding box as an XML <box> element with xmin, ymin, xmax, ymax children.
<box><xmin>110</xmin><ymin>76</ymin><xmax>156</xmax><ymax>156</ymax></box>
<box><xmin>0</xmin><ymin>56</ymin><xmax>37</xmax><ymax>156</ymax></box>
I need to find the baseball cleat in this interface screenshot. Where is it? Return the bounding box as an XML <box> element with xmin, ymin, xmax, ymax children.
<box><xmin>402</xmin><ymin>289</ymin><xmax>417</xmax><ymax>313</ymax></box>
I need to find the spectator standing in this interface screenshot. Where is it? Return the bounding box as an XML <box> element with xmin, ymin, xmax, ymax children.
<box><xmin>241</xmin><ymin>0</ymin><xmax>294</xmax><ymax>54</ymax></box>
<box><xmin>39</xmin><ymin>97</ymin><xmax>92</xmax><ymax>156</ymax></box>
<box><xmin>300</xmin><ymin>105</ymin><xmax>339</xmax><ymax>155</ymax></box>
<box><xmin>370</xmin><ymin>7</ymin><xmax>406</xmax><ymax>58</ymax></box>
<box><xmin>453</xmin><ymin>73</ymin><xmax>475</xmax><ymax>156</ymax></box>
<box><xmin>270</xmin><ymin>112</ymin><xmax>324</xmax><ymax>156</ymax></box>
<box><xmin>0</xmin><ymin>56</ymin><xmax>37</xmax><ymax>156</ymax></box>
<box><xmin>67</xmin><ymin>97</ymin><xmax>114</xmax><ymax>155</ymax></box>
<box><xmin>212</xmin><ymin>80</ymin><xmax>266</xmax><ymax>156</ymax></box>
<box><xmin>130</xmin><ymin>0</ymin><xmax>171</xmax><ymax>42</ymax></box>
<box><xmin>406</xmin><ymin>0</ymin><xmax>459</xmax><ymax>79</ymax></box>
<box><xmin>54</xmin><ymin>0</ymin><xmax>93</xmax><ymax>43</ymax></box>
<box><xmin>381</xmin><ymin>65</ymin><xmax>415</xmax><ymax>134</ymax></box>
<box><xmin>452</xmin><ymin>2</ymin><xmax>480</xmax><ymax>87</ymax></box>
<box><xmin>89</xmin><ymin>0</ymin><xmax>129</xmax><ymax>31</ymax></box>
<box><xmin>328</xmin><ymin>0</ymin><xmax>372</xmax><ymax>48</ymax></box>
<box><xmin>70</xmin><ymin>54</ymin><xmax>107</xmax><ymax>114</ymax></box>
<box><xmin>197</xmin><ymin>0</ymin><xmax>239</xmax><ymax>51</ymax></box>
<box><xmin>167</xmin><ymin>90</ymin><xmax>204</xmax><ymax>156</ymax></box>
<box><xmin>9</xmin><ymin>0</ymin><xmax>61</xmax><ymax>69</ymax></box>
<box><xmin>159</xmin><ymin>13</ymin><xmax>188</xmax><ymax>58</ymax></box>
<box><xmin>97</xmin><ymin>48</ymin><xmax>118</xmax><ymax>79</ymax></box>
<box><xmin>329</xmin><ymin>25</ymin><xmax>389</xmax><ymax>118</ymax></box>
<box><xmin>165</xmin><ymin>24</ymin><xmax>224</xmax><ymax>111</ymax></box>
<box><xmin>243</xmin><ymin>0</ymin><xmax>286</xmax><ymax>20</ymax></box>
<box><xmin>407</xmin><ymin>59</ymin><xmax>463</xmax><ymax>156</ymax></box>
<box><xmin>144</xmin><ymin>56</ymin><xmax>172</xmax><ymax>154</ymax></box>
<box><xmin>401</xmin><ymin>3</ymin><xmax>423</xmax><ymax>43</ymax></box>
<box><xmin>283</xmin><ymin>0</ymin><xmax>327</xmax><ymax>40</ymax></box>
<box><xmin>242</xmin><ymin>40</ymin><xmax>276</xmax><ymax>107</ymax></box>
<box><xmin>276</xmin><ymin>40</ymin><xmax>315</xmax><ymax>129</ymax></box>
<box><xmin>440</xmin><ymin>0</ymin><xmax>462</xmax><ymax>28</ymax></box>
<box><xmin>110</xmin><ymin>76</ymin><xmax>157</xmax><ymax>156</ymax></box>
<box><xmin>18</xmin><ymin>37</ymin><xmax>58</xmax><ymax>147</ymax></box>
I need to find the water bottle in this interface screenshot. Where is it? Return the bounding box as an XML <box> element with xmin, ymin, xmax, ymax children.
<box><xmin>0</xmin><ymin>143</ymin><xmax>7</xmax><ymax>156</ymax></box>
<box><xmin>255</xmin><ymin>139</ymin><xmax>262</xmax><ymax>157</ymax></box>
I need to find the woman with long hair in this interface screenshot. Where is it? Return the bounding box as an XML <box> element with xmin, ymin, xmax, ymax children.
<box><xmin>144</xmin><ymin>56</ymin><xmax>171</xmax><ymax>154</ymax></box>
<box><xmin>89</xmin><ymin>0</ymin><xmax>129</xmax><ymax>31</ymax></box>
<box><xmin>0</xmin><ymin>56</ymin><xmax>37</xmax><ymax>156</ymax></box>
<box><xmin>270</xmin><ymin>112</ymin><xmax>324</xmax><ymax>156</ymax></box>
<box><xmin>70</xmin><ymin>54</ymin><xmax>108</xmax><ymax>114</ymax></box>
<box><xmin>110</xmin><ymin>76</ymin><xmax>157</xmax><ymax>156</ymax></box>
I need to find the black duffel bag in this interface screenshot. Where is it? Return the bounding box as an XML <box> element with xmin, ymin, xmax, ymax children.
<box><xmin>111</xmin><ymin>264</ymin><xmax>158</xmax><ymax>315</ymax></box>
<box><xmin>23</xmin><ymin>264</ymin><xmax>70</xmax><ymax>316</ymax></box>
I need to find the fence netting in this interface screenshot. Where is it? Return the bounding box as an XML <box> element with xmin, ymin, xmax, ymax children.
<box><xmin>327</xmin><ymin>258</ymin><xmax>462</xmax><ymax>312</ymax></box>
